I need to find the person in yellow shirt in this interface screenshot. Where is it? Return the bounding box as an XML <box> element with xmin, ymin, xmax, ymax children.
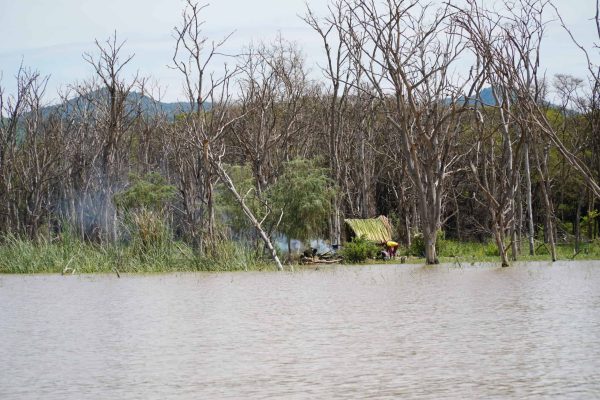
<box><xmin>385</xmin><ymin>240</ymin><xmax>399</xmax><ymax>259</ymax></box>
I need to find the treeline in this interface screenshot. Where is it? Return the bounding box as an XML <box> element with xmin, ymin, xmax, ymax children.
<box><xmin>1</xmin><ymin>0</ymin><xmax>599</xmax><ymax>267</ymax></box>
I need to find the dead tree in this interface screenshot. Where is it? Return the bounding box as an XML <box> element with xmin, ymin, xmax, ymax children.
<box><xmin>80</xmin><ymin>33</ymin><xmax>140</xmax><ymax>242</ymax></box>
<box><xmin>337</xmin><ymin>0</ymin><xmax>483</xmax><ymax>263</ymax></box>
<box><xmin>170</xmin><ymin>0</ymin><xmax>235</xmax><ymax>253</ymax></box>
<box><xmin>304</xmin><ymin>2</ymin><xmax>354</xmax><ymax>244</ymax></box>
<box><xmin>456</xmin><ymin>1</ymin><xmax>539</xmax><ymax>265</ymax></box>
<box><xmin>457</xmin><ymin>0</ymin><xmax>562</xmax><ymax>262</ymax></box>
<box><xmin>0</xmin><ymin>67</ymin><xmax>53</xmax><ymax>236</ymax></box>
<box><xmin>468</xmin><ymin>104</ymin><xmax>523</xmax><ymax>267</ymax></box>
<box><xmin>554</xmin><ymin>0</ymin><xmax>600</xmax><ymax>245</ymax></box>
<box><xmin>230</xmin><ymin>37</ymin><xmax>308</xmax><ymax>197</ymax></box>
<box><xmin>488</xmin><ymin>0</ymin><xmax>600</xmax><ymax>204</ymax></box>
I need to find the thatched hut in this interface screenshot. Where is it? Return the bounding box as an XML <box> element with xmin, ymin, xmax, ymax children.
<box><xmin>344</xmin><ymin>216</ymin><xmax>393</xmax><ymax>243</ymax></box>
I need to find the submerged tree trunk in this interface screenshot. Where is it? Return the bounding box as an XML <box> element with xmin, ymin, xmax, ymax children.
<box><xmin>510</xmin><ymin>211</ymin><xmax>518</xmax><ymax>261</ymax></box>
<box><xmin>424</xmin><ymin>234</ymin><xmax>438</xmax><ymax>265</ymax></box>
<box><xmin>491</xmin><ymin>207</ymin><xmax>510</xmax><ymax>267</ymax></box>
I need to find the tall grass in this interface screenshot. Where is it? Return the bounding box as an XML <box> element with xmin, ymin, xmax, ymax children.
<box><xmin>0</xmin><ymin>232</ymin><xmax>273</xmax><ymax>274</ymax></box>
<box><xmin>428</xmin><ymin>238</ymin><xmax>600</xmax><ymax>263</ymax></box>
<box><xmin>2</xmin><ymin>230</ymin><xmax>599</xmax><ymax>274</ymax></box>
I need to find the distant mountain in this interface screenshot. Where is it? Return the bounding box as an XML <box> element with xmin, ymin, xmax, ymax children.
<box><xmin>477</xmin><ymin>87</ymin><xmax>496</xmax><ymax>106</ymax></box>
<box><xmin>453</xmin><ymin>87</ymin><xmax>497</xmax><ymax>107</ymax></box>
<box><xmin>42</xmin><ymin>90</ymin><xmax>210</xmax><ymax>120</ymax></box>
<box><xmin>126</xmin><ymin>91</ymin><xmax>195</xmax><ymax>118</ymax></box>
<box><xmin>466</xmin><ymin>87</ymin><xmax>555</xmax><ymax>108</ymax></box>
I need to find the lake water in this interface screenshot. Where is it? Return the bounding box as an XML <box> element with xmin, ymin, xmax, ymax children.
<box><xmin>1</xmin><ymin>261</ymin><xmax>599</xmax><ymax>399</ymax></box>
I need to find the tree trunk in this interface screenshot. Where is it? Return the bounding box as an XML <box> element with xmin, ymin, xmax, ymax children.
<box><xmin>491</xmin><ymin>208</ymin><xmax>510</xmax><ymax>267</ymax></box>
<box><xmin>516</xmin><ymin>171</ymin><xmax>523</xmax><ymax>255</ymax></box>
<box><xmin>575</xmin><ymin>191</ymin><xmax>583</xmax><ymax>253</ymax></box>
<box><xmin>510</xmin><ymin>220</ymin><xmax>518</xmax><ymax>261</ymax></box>
<box><xmin>330</xmin><ymin>196</ymin><xmax>342</xmax><ymax>246</ymax></box>
<box><xmin>524</xmin><ymin>142</ymin><xmax>535</xmax><ymax>256</ymax></box>
<box><xmin>534</xmin><ymin>144</ymin><xmax>557</xmax><ymax>262</ymax></box>
<box><xmin>453</xmin><ymin>190</ymin><xmax>462</xmax><ymax>241</ymax></box>
<box><xmin>495</xmin><ymin>229</ymin><xmax>510</xmax><ymax>267</ymax></box>
<box><xmin>544</xmin><ymin>207</ymin><xmax>557</xmax><ymax>262</ymax></box>
<box><xmin>424</xmin><ymin>227</ymin><xmax>438</xmax><ymax>264</ymax></box>
<box><xmin>405</xmin><ymin>211</ymin><xmax>412</xmax><ymax>248</ymax></box>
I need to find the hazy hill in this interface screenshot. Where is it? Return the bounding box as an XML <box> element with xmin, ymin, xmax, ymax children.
<box><xmin>41</xmin><ymin>90</ymin><xmax>209</xmax><ymax>120</ymax></box>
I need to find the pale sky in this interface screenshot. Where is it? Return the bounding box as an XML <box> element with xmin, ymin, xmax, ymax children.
<box><xmin>0</xmin><ymin>0</ymin><xmax>597</xmax><ymax>103</ymax></box>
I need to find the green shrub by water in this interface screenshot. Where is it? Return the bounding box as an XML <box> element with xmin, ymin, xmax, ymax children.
<box><xmin>2</xmin><ymin>231</ymin><xmax>600</xmax><ymax>274</ymax></box>
<box><xmin>433</xmin><ymin>237</ymin><xmax>600</xmax><ymax>262</ymax></box>
<box><xmin>340</xmin><ymin>236</ymin><xmax>380</xmax><ymax>263</ymax></box>
<box><xmin>408</xmin><ymin>231</ymin><xmax>446</xmax><ymax>257</ymax></box>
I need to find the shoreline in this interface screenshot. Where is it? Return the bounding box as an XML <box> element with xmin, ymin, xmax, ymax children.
<box><xmin>1</xmin><ymin>256</ymin><xmax>598</xmax><ymax>275</ymax></box>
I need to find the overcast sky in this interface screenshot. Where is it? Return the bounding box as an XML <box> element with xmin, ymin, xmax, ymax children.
<box><xmin>0</xmin><ymin>0</ymin><xmax>597</xmax><ymax>103</ymax></box>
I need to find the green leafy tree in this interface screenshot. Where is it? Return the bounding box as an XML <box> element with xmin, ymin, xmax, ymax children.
<box><xmin>269</xmin><ymin>158</ymin><xmax>335</xmax><ymax>255</ymax></box>
<box><xmin>114</xmin><ymin>172</ymin><xmax>176</xmax><ymax>212</ymax></box>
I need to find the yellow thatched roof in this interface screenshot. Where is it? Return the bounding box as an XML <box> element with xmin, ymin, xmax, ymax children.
<box><xmin>345</xmin><ymin>216</ymin><xmax>393</xmax><ymax>243</ymax></box>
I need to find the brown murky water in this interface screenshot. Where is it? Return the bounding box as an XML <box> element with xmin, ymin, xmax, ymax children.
<box><xmin>1</xmin><ymin>261</ymin><xmax>599</xmax><ymax>399</ymax></box>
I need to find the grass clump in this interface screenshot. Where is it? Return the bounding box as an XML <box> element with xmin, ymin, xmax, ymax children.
<box><xmin>196</xmin><ymin>240</ymin><xmax>273</xmax><ymax>272</ymax></box>
<box><xmin>0</xmin><ymin>233</ymin><xmax>273</xmax><ymax>274</ymax></box>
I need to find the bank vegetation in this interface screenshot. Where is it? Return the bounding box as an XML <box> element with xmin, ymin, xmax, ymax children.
<box><xmin>2</xmin><ymin>0</ymin><xmax>600</xmax><ymax>272</ymax></box>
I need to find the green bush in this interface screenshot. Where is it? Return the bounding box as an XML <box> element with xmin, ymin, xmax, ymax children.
<box><xmin>340</xmin><ymin>236</ymin><xmax>379</xmax><ymax>263</ymax></box>
<box><xmin>114</xmin><ymin>172</ymin><xmax>176</xmax><ymax>212</ymax></box>
<box><xmin>483</xmin><ymin>240</ymin><xmax>500</xmax><ymax>256</ymax></box>
<box><xmin>408</xmin><ymin>231</ymin><xmax>445</xmax><ymax>257</ymax></box>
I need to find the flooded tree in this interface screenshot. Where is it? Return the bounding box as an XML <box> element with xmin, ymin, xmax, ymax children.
<box><xmin>333</xmin><ymin>0</ymin><xmax>484</xmax><ymax>264</ymax></box>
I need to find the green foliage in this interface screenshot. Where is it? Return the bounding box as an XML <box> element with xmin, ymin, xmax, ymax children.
<box><xmin>582</xmin><ymin>210</ymin><xmax>600</xmax><ymax>226</ymax></box>
<box><xmin>114</xmin><ymin>172</ymin><xmax>176</xmax><ymax>212</ymax></box>
<box><xmin>408</xmin><ymin>231</ymin><xmax>445</xmax><ymax>257</ymax></box>
<box><xmin>196</xmin><ymin>240</ymin><xmax>271</xmax><ymax>271</ymax></box>
<box><xmin>114</xmin><ymin>172</ymin><xmax>177</xmax><ymax>255</ymax></box>
<box><xmin>340</xmin><ymin>235</ymin><xmax>379</xmax><ymax>263</ymax></box>
<box><xmin>216</xmin><ymin>164</ymin><xmax>266</xmax><ymax>236</ymax></box>
<box><xmin>216</xmin><ymin>159</ymin><xmax>335</xmax><ymax>248</ymax></box>
<box><xmin>483</xmin><ymin>241</ymin><xmax>500</xmax><ymax>256</ymax></box>
<box><xmin>0</xmin><ymin>232</ymin><xmax>274</xmax><ymax>273</ymax></box>
<box><xmin>126</xmin><ymin>209</ymin><xmax>172</xmax><ymax>258</ymax></box>
<box><xmin>269</xmin><ymin>158</ymin><xmax>335</xmax><ymax>242</ymax></box>
<box><xmin>428</xmin><ymin>238</ymin><xmax>498</xmax><ymax>259</ymax></box>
